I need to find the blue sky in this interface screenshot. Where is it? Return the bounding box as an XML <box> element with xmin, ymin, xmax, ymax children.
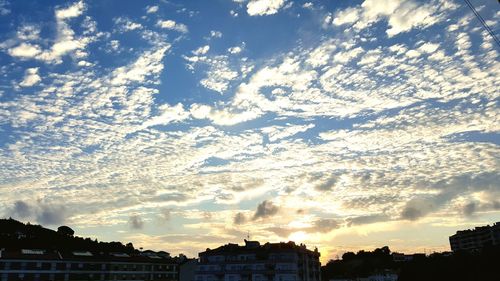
<box><xmin>0</xmin><ymin>0</ymin><xmax>499</xmax><ymax>260</ymax></box>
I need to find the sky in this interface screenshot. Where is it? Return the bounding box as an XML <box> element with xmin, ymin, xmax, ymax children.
<box><xmin>0</xmin><ymin>0</ymin><xmax>499</xmax><ymax>262</ymax></box>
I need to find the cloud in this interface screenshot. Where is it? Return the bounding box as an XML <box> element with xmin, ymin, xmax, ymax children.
<box><xmin>0</xmin><ymin>0</ymin><xmax>10</xmax><ymax>15</ymax></box>
<box><xmin>19</xmin><ymin>67</ymin><xmax>41</xmax><ymax>87</ymax></box>
<box><xmin>234</xmin><ymin>212</ymin><xmax>247</xmax><ymax>224</ymax></box>
<box><xmin>12</xmin><ymin>201</ymin><xmax>32</xmax><ymax>218</ymax></box>
<box><xmin>5</xmin><ymin>0</ymin><xmax>95</xmax><ymax>64</ymax></box>
<box><xmin>55</xmin><ymin>0</ymin><xmax>85</xmax><ymax>20</ymax></box>
<box><xmin>253</xmin><ymin>200</ymin><xmax>279</xmax><ymax>220</ymax></box>
<box><xmin>346</xmin><ymin>214</ymin><xmax>390</xmax><ymax>226</ymax></box>
<box><xmin>331</xmin><ymin>0</ymin><xmax>447</xmax><ymax>37</ymax></box>
<box><xmin>210</xmin><ymin>30</ymin><xmax>222</xmax><ymax>38</ymax></box>
<box><xmin>246</xmin><ymin>0</ymin><xmax>287</xmax><ymax>16</ymax></box>
<box><xmin>266</xmin><ymin>226</ymin><xmax>293</xmax><ymax>237</ymax></box>
<box><xmin>400</xmin><ymin>197</ymin><xmax>437</xmax><ymax>220</ymax></box>
<box><xmin>141</xmin><ymin>103</ymin><xmax>190</xmax><ymax>128</ymax></box>
<box><xmin>16</xmin><ymin>25</ymin><xmax>41</xmax><ymax>41</ymax></box>
<box><xmin>0</xmin><ymin>0</ymin><xmax>498</xmax><ymax>262</ymax></box>
<box><xmin>114</xmin><ymin>17</ymin><xmax>143</xmax><ymax>31</ymax></box>
<box><xmin>312</xmin><ymin>218</ymin><xmax>340</xmax><ymax>233</ymax></box>
<box><xmin>262</xmin><ymin>124</ymin><xmax>314</xmax><ymax>142</ymax></box>
<box><xmin>314</xmin><ymin>175</ymin><xmax>337</xmax><ymax>191</ymax></box>
<box><xmin>418</xmin><ymin>42</ymin><xmax>440</xmax><ymax>53</ymax></box>
<box><xmin>9</xmin><ymin>200</ymin><xmax>67</xmax><ymax>225</ymax></box>
<box><xmin>184</xmin><ymin>54</ymin><xmax>239</xmax><ymax>94</ymax></box>
<box><xmin>146</xmin><ymin>6</ymin><xmax>159</xmax><ymax>14</ymax></box>
<box><xmin>8</xmin><ymin>43</ymin><xmax>42</xmax><ymax>58</ymax></box>
<box><xmin>463</xmin><ymin>201</ymin><xmax>477</xmax><ymax>217</ymax></box>
<box><xmin>157</xmin><ymin>20</ymin><xmax>188</xmax><ymax>33</ymax></box>
<box><xmin>193</xmin><ymin>45</ymin><xmax>210</xmax><ymax>55</ymax></box>
<box><xmin>228</xmin><ymin>46</ymin><xmax>242</xmax><ymax>54</ymax></box>
<box><xmin>332</xmin><ymin>7</ymin><xmax>360</xmax><ymax>26</ymax></box>
<box><xmin>129</xmin><ymin>215</ymin><xmax>144</xmax><ymax>229</ymax></box>
<box><xmin>160</xmin><ymin>209</ymin><xmax>171</xmax><ymax>221</ymax></box>
<box><xmin>111</xmin><ymin>46</ymin><xmax>170</xmax><ymax>85</ymax></box>
<box><xmin>36</xmin><ymin>205</ymin><xmax>67</xmax><ymax>225</ymax></box>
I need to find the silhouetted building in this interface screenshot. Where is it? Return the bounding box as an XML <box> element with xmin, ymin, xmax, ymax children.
<box><xmin>195</xmin><ymin>240</ymin><xmax>321</xmax><ymax>281</ymax></box>
<box><xmin>0</xmin><ymin>248</ymin><xmax>178</xmax><ymax>281</ymax></box>
<box><xmin>179</xmin><ymin>259</ymin><xmax>197</xmax><ymax>281</ymax></box>
<box><xmin>449</xmin><ymin>221</ymin><xmax>500</xmax><ymax>252</ymax></box>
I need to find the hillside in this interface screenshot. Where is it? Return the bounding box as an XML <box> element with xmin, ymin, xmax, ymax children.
<box><xmin>0</xmin><ymin>218</ymin><xmax>139</xmax><ymax>254</ymax></box>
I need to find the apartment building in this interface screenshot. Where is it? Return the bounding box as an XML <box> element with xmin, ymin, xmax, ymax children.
<box><xmin>449</xmin><ymin>221</ymin><xmax>500</xmax><ymax>252</ymax></box>
<box><xmin>0</xmin><ymin>249</ymin><xmax>178</xmax><ymax>281</ymax></box>
<box><xmin>195</xmin><ymin>240</ymin><xmax>321</xmax><ymax>281</ymax></box>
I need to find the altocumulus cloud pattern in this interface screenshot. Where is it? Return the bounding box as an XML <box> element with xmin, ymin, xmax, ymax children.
<box><xmin>0</xmin><ymin>0</ymin><xmax>498</xmax><ymax>260</ymax></box>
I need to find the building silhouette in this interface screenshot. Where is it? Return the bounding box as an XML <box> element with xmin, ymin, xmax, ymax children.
<box><xmin>449</xmin><ymin>221</ymin><xmax>500</xmax><ymax>252</ymax></box>
<box><xmin>0</xmin><ymin>249</ymin><xmax>178</xmax><ymax>281</ymax></box>
<box><xmin>195</xmin><ymin>240</ymin><xmax>321</xmax><ymax>281</ymax></box>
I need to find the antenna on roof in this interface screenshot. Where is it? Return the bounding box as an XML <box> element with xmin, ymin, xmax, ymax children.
<box><xmin>247</xmin><ymin>231</ymin><xmax>250</xmax><ymax>240</ymax></box>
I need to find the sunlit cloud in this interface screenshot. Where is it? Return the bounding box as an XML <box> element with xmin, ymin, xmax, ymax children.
<box><xmin>0</xmin><ymin>0</ymin><xmax>498</xmax><ymax>263</ymax></box>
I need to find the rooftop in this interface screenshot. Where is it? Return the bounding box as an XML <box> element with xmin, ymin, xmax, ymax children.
<box><xmin>200</xmin><ymin>240</ymin><xmax>320</xmax><ymax>257</ymax></box>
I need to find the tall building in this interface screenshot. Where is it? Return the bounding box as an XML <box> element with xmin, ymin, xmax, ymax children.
<box><xmin>195</xmin><ymin>240</ymin><xmax>321</xmax><ymax>281</ymax></box>
<box><xmin>0</xmin><ymin>249</ymin><xmax>178</xmax><ymax>281</ymax></box>
<box><xmin>449</xmin><ymin>221</ymin><xmax>500</xmax><ymax>252</ymax></box>
<box><xmin>179</xmin><ymin>258</ymin><xmax>197</xmax><ymax>281</ymax></box>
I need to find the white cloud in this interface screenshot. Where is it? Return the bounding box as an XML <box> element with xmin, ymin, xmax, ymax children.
<box><xmin>114</xmin><ymin>17</ymin><xmax>143</xmax><ymax>31</ymax></box>
<box><xmin>146</xmin><ymin>5</ymin><xmax>159</xmax><ymax>14</ymax></box>
<box><xmin>385</xmin><ymin>1</ymin><xmax>441</xmax><ymax>37</ymax></box>
<box><xmin>77</xmin><ymin>60</ymin><xmax>93</xmax><ymax>67</ymax></box>
<box><xmin>307</xmin><ymin>40</ymin><xmax>336</xmax><ymax>67</ymax></box>
<box><xmin>19</xmin><ymin>67</ymin><xmax>41</xmax><ymax>87</ymax></box>
<box><xmin>418</xmin><ymin>42</ymin><xmax>439</xmax><ymax>53</ymax></box>
<box><xmin>247</xmin><ymin>0</ymin><xmax>287</xmax><ymax>16</ymax></box>
<box><xmin>142</xmin><ymin>103</ymin><xmax>190</xmax><ymax>128</ymax></box>
<box><xmin>332</xmin><ymin>0</ymin><xmax>444</xmax><ymax>37</ymax></box>
<box><xmin>193</xmin><ymin>45</ymin><xmax>210</xmax><ymax>55</ymax></box>
<box><xmin>55</xmin><ymin>0</ymin><xmax>85</xmax><ymax>20</ymax></box>
<box><xmin>16</xmin><ymin>25</ymin><xmax>41</xmax><ymax>41</ymax></box>
<box><xmin>357</xmin><ymin>49</ymin><xmax>381</xmax><ymax>65</ymax></box>
<box><xmin>109</xmin><ymin>40</ymin><xmax>120</xmax><ymax>51</ymax></box>
<box><xmin>262</xmin><ymin>124</ymin><xmax>315</xmax><ymax>142</ymax></box>
<box><xmin>230</xmin><ymin>10</ymin><xmax>239</xmax><ymax>17</ymax></box>
<box><xmin>228</xmin><ymin>46</ymin><xmax>242</xmax><ymax>54</ymax></box>
<box><xmin>302</xmin><ymin>2</ymin><xmax>313</xmax><ymax>10</ymax></box>
<box><xmin>405</xmin><ymin>49</ymin><xmax>421</xmax><ymax>58</ymax></box>
<box><xmin>157</xmin><ymin>20</ymin><xmax>189</xmax><ymax>33</ymax></box>
<box><xmin>210</xmin><ymin>30</ymin><xmax>222</xmax><ymax>38</ymax></box>
<box><xmin>333</xmin><ymin>47</ymin><xmax>364</xmax><ymax>63</ymax></box>
<box><xmin>332</xmin><ymin>7</ymin><xmax>361</xmax><ymax>26</ymax></box>
<box><xmin>111</xmin><ymin>45</ymin><xmax>170</xmax><ymax>85</ymax></box>
<box><xmin>0</xmin><ymin>0</ymin><xmax>10</xmax><ymax>15</ymax></box>
<box><xmin>6</xmin><ymin>0</ymin><xmax>94</xmax><ymax>64</ymax></box>
<box><xmin>8</xmin><ymin>43</ymin><xmax>42</xmax><ymax>58</ymax></box>
<box><xmin>200</xmin><ymin>63</ymin><xmax>238</xmax><ymax>93</ymax></box>
<box><xmin>183</xmin><ymin>54</ymin><xmax>240</xmax><ymax>94</ymax></box>
<box><xmin>1</xmin><ymin>0</ymin><xmax>498</xmax><ymax>262</ymax></box>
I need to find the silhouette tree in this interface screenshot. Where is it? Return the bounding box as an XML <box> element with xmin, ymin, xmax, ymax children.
<box><xmin>57</xmin><ymin>225</ymin><xmax>75</xmax><ymax>236</ymax></box>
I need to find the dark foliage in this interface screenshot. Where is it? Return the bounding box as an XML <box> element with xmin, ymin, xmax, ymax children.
<box><xmin>398</xmin><ymin>246</ymin><xmax>500</xmax><ymax>281</ymax></box>
<box><xmin>321</xmin><ymin>246</ymin><xmax>395</xmax><ymax>280</ymax></box>
<box><xmin>57</xmin><ymin>225</ymin><xmax>74</xmax><ymax>236</ymax></box>
<box><xmin>0</xmin><ymin>218</ymin><xmax>137</xmax><ymax>254</ymax></box>
<box><xmin>321</xmin><ymin>245</ymin><xmax>500</xmax><ymax>281</ymax></box>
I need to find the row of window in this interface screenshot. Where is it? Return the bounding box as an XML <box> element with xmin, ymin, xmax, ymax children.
<box><xmin>0</xmin><ymin>261</ymin><xmax>176</xmax><ymax>272</ymax></box>
<box><xmin>205</xmin><ymin>254</ymin><xmax>299</xmax><ymax>263</ymax></box>
<box><xmin>0</xmin><ymin>272</ymin><xmax>177</xmax><ymax>281</ymax></box>
<box><xmin>195</xmin><ymin>273</ymin><xmax>305</xmax><ymax>281</ymax></box>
